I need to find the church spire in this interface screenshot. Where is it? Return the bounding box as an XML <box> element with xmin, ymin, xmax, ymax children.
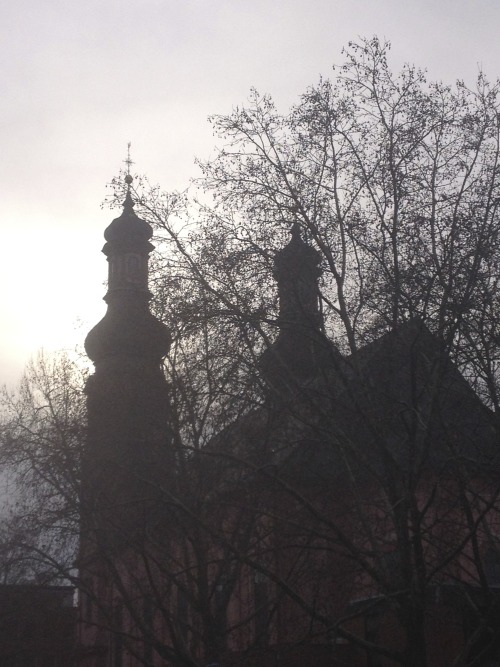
<box><xmin>260</xmin><ymin>222</ymin><xmax>327</xmax><ymax>394</ymax></box>
<box><xmin>273</xmin><ymin>221</ymin><xmax>323</xmax><ymax>332</ymax></box>
<box><xmin>83</xmin><ymin>158</ymin><xmax>172</xmax><ymax>542</ymax></box>
<box><xmin>85</xmin><ymin>164</ymin><xmax>171</xmax><ymax>366</ymax></box>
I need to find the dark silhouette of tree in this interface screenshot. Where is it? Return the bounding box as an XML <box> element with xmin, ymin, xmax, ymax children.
<box><xmin>0</xmin><ymin>352</ymin><xmax>84</xmax><ymax>585</ymax></box>
<box><xmin>3</xmin><ymin>37</ymin><xmax>500</xmax><ymax>666</ymax></box>
<box><xmin>122</xmin><ymin>36</ymin><xmax>500</xmax><ymax>665</ymax></box>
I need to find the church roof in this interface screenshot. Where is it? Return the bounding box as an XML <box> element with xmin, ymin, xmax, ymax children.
<box><xmin>211</xmin><ymin>319</ymin><xmax>498</xmax><ymax>486</ymax></box>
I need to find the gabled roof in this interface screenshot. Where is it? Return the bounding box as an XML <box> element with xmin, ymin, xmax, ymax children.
<box><xmin>214</xmin><ymin>319</ymin><xmax>499</xmax><ymax>485</ymax></box>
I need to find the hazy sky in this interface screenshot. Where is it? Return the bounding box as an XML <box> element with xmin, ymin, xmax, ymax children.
<box><xmin>2</xmin><ymin>0</ymin><xmax>500</xmax><ymax>385</ymax></box>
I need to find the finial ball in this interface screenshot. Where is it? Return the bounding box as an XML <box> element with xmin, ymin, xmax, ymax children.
<box><xmin>125</xmin><ymin>174</ymin><xmax>133</xmax><ymax>185</ymax></box>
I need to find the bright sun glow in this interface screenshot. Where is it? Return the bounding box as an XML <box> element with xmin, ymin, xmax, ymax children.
<box><xmin>1</xmin><ymin>220</ymin><xmax>106</xmax><ymax>385</ymax></box>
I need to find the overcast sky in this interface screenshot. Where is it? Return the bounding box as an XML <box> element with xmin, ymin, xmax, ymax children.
<box><xmin>2</xmin><ymin>0</ymin><xmax>500</xmax><ymax>385</ymax></box>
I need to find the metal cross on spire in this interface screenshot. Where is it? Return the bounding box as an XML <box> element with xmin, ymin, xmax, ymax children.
<box><xmin>124</xmin><ymin>142</ymin><xmax>134</xmax><ymax>187</ymax></box>
<box><xmin>122</xmin><ymin>143</ymin><xmax>135</xmax><ymax>212</ymax></box>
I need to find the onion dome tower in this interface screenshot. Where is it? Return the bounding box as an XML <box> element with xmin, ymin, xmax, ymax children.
<box><xmin>260</xmin><ymin>222</ymin><xmax>330</xmax><ymax>395</ymax></box>
<box><xmin>83</xmin><ymin>169</ymin><xmax>171</xmax><ymax>534</ymax></box>
<box><xmin>85</xmin><ymin>177</ymin><xmax>171</xmax><ymax>368</ymax></box>
<box><xmin>274</xmin><ymin>221</ymin><xmax>323</xmax><ymax>333</ymax></box>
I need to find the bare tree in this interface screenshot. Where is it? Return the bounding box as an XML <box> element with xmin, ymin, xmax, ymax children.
<box><xmin>4</xmin><ymin>37</ymin><xmax>500</xmax><ymax>667</ymax></box>
<box><xmin>119</xmin><ymin>37</ymin><xmax>500</xmax><ymax>665</ymax></box>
